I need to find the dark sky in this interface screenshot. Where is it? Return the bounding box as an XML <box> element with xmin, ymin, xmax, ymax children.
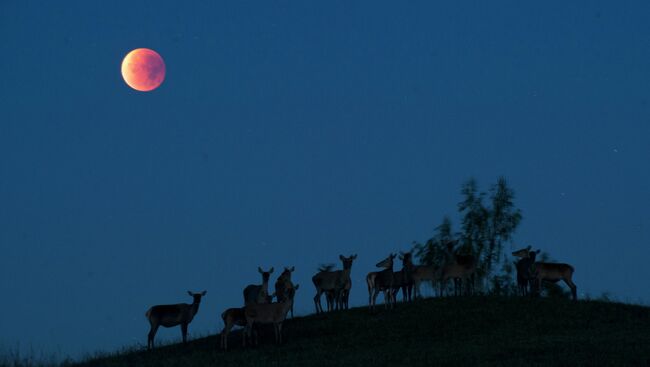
<box><xmin>1</xmin><ymin>0</ymin><xmax>649</xmax><ymax>359</ymax></box>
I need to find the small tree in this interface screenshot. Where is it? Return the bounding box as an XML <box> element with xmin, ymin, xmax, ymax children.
<box><xmin>414</xmin><ymin>216</ymin><xmax>454</xmax><ymax>267</ymax></box>
<box><xmin>457</xmin><ymin>178</ymin><xmax>490</xmax><ymax>280</ymax></box>
<box><xmin>485</xmin><ymin>177</ymin><xmax>522</xmax><ymax>278</ymax></box>
<box><xmin>456</xmin><ymin>177</ymin><xmax>523</xmax><ymax>291</ymax></box>
<box><xmin>415</xmin><ymin>177</ymin><xmax>523</xmax><ymax>293</ymax></box>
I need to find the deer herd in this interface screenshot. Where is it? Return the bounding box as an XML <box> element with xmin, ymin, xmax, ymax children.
<box><xmin>144</xmin><ymin>244</ymin><xmax>577</xmax><ymax>350</ymax></box>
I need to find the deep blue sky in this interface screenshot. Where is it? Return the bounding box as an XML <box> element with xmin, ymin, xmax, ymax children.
<box><xmin>1</xmin><ymin>0</ymin><xmax>649</xmax><ymax>359</ymax></box>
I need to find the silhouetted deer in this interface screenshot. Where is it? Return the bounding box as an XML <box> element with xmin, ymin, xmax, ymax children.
<box><xmin>312</xmin><ymin>255</ymin><xmax>357</xmax><ymax>314</ymax></box>
<box><xmin>411</xmin><ymin>263</ymin><xmax>439</xmax><ymax>299</ymax></box>
<box><xmin>243</xmin><ymin>267</ymin><xmax>274</xmax><ymax>305</ymax></box>
<box><xmin>220</xmin><ymin>307</ymin><xmax>246</xmax><ymax>350</ymax></box>
<box><xmin>529</xmin><ymin>250</ymin><xmax>578</xmax><ymax>300</ymax></box>
<box><xmin>243</xmin><ymin>284</ymin><xmax>299</xmax><ymax>346</ymax></box>
<box><xmin>392</xmin><ymin>251</ymin><xmax>415</xmax><ymax>302</ymax></box>
<box><xmin>439</xmin><ymin>254</ymin><xmax>477</xmax><ymax>296</ymax></box>
<box><xmin>274</xmin><ymin>266</ymin><xmax>296</xmax><ymax>317</ymax></box>
<box><xmin>512</xmin><ymin>246</ymin><xmax>534</xmax><ymax>295</ymax></box>
<box><xmin>367</xmin><ymin>253</ymin><xmax>396</xmax><ymax>309</ymax></box>
<box><xmin>145</xmin><ymin>290</ymin><xmax>206</xmax><ymax>350</ymax></box>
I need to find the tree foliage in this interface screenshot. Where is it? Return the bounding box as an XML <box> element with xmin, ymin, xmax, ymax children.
<box><xmin>414</xmin><ymin>176</ymin><xmax>522</xmax><ymax>293</ymax></box>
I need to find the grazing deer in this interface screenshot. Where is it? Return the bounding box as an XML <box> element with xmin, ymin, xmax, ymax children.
<box><xmin>312</xmin><ymin>255</ymin><xmax>357</xmax><ymax>314</ymax></box>
<box><xmin>243</xmin><ymin>267</ymin><xmax>274</xmax><ymax>305</ymax></box>
<box><xmin>528</xmin><ymin>250</ymin><xmax>578</xmax><ymax>300</ymax></box>
<box><xmin>439</xmin><ymin>254</ymin><xmax>477</xmax><ymax>296</ymax></box>
<box><xmin>220</xmin><ymin>307</ymin><xmax>246</xmax><ymax>351</ymax></box>
<box><xmin>274</xmin><ymin>266</ymin><xmax>296</xmax><ymax>317</ymax></box>
<box><xmin>391</xmin><ymin>252</ymin><xmax>415</xmax><ymax>302</ymax></box>
<box><xmin>145</xmin><ymin>290</ymin><xmax>206</xmax><ymax>350</ymax></box>
<box><xmin>368</xmin><ymin>253</ymin><xmax>396</xmax><ymax>309</ymax></box>
<box><xmin>243</xmin><ymin>284</ymin><xmax>300</xmax><ymax>347</ymax></box>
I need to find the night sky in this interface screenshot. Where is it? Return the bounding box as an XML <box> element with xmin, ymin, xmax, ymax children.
<box><xmin>1</xmin><ymin>0</ymin><xmax>649</xmax><ymax>359</ymax></box>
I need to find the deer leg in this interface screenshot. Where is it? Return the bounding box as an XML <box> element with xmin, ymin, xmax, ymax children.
<box><xmin>221</xmin><ymin>326</ymin><xmax>228</xmax><ymax>350</ymax></box>
<box><xmin>242</xmin><ymin>326</ymin><xmax>247</xmax><ymax>347</ymax></box>
<box><xmin>147</xmin><ymin>323</ymin><xmax>159</xmax><ymax>350</ymax></box>
<box><xmin>314</xmin><ymin>289</ymin><xmax>323</xmax><ymax>314</ymax></box>
<box><xmin>413</xmin><ymin>279</ymin><xmax>421</xmax><ymax>299</ymax></box>
<box><xmin>181</xmin><ymin>323</ymin><xmax>188</xmax><ymax>344</ymax></box>
<box><xmin>278</xmin><ymin>322</ymin><xmax>283</xmax><ymax>344</ymax></box>
<box><xmin>371</xmin><ymin>288</ymin><xmax>380</xmax><ymax>309</ymax></box>
<box><xmin>563</xmin><ymin>277</ymin><xmax>578</xmax><ymax>301</ymax></box>
<box><xmin>382</xmin><ymin>290</ymin><xmax>388</xmax><ymax>308</ymax></box>
<box><xmin>274</xmin><ymin>323</ymin><xmax>279</xmax><ymax>344</ymax></box>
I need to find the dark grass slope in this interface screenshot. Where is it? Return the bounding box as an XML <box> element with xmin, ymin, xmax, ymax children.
<box><xmin>73</xmin><ymin>297</ymin><xmax>650</xmax><ymax>367</ymax></box>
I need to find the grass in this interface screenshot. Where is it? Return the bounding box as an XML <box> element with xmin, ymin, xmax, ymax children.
<box><xmin>66</xmin><ymin>296</ymin><xmax>650</xmax><ymax>366</ymax></box>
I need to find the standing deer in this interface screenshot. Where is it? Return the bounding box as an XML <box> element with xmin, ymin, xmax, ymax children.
<box><xmin>512</xmin><ymin>246</ymin><xmax>535</xmax><ymax>296</ymax></box>
<box><xmin>312</xmin><ymin>255</ymin><xmax>357</xmax><ymax>314</ymax></box>
<box><xmin>391</xmin><ymin>251</ymin><xmax>415</xmax><ymax>302</ymax></box>
<box><xmin>220</xmin><ymin>307</ymin><xmax>246</xmax><ymax>350</ymax></box>
<box><xmin>411</xmin><ymin>264</ymin><xmax>440</xmax><ymax>299</ymax></box>
<box><xmin>326</xmin><ymin>277</ymin><xmax>351</xmax><ymax>310</ymax></box>
<box><xmin>243</xmin><ymin>267</ymin><xmax>274</xmax><ymax>305</ymax></box>
<box><xmin>145</xmin><ymin>290</ymin><xmax>206</xmax><ymax>350</ymax></box>
<box><xmin>243</xmin><ymin>284</ymin><xmax>300</xmax><ymax>346</ymax></box>
<box><xmin>528</xmin><ymin>250</ymin><xmax>578</xmax><ymax>300</ymax></box>
<box><xmin>274</xmin><ymin>266</ymin><xmax>296</xmax><ymax>317</ymax></box>
<box><xmin>367</xmin><ymin>253</ymin><xmax>396</xmax><ymax>310</ymax></box>
<box><xmin>439</xmin><ymin>254</ymin><xmax>477</xmax><ymax>296</ymax></box>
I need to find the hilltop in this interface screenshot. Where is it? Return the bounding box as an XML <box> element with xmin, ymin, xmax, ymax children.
<box><xmin>72</xmin><ymin>296</ymin><xmax>650</xmax><ymax>367</ymax></box>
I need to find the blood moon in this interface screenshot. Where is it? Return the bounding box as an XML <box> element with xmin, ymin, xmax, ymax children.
<box><xmin>121</xmin><ymin>48</ymin><xmax>165</xmax><ymax>92</ymax></box>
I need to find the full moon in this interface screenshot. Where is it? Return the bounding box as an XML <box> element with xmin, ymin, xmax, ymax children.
<box><xmin>121</xmin><ymin>48</ymin><xmax>165</xmax><ymax>92</ymax></box>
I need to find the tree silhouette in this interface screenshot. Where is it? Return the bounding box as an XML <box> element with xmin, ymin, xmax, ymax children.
<box><xmin>415</xmin><ymin>177</ymin><xmax>522</xmax><ymax>293</ymax></box>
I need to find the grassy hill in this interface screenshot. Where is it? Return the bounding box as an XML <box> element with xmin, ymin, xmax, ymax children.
<box><xmin>72</xmin><ymin>296</ymin><xmax>650</xmax><ymax>367</ymax></box>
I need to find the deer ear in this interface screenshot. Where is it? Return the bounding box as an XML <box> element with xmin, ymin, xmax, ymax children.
<box><xmin>269</xmin><ymin>267</ymin><xmax>274</xmax><ymax>274</ymax></box>
<box><xmin>201</xmin><ymin>290</ymin><xmax>207</xmax><ymax>296</ymax></box>
<box><xmin>290</xmin><ymin>266</ymin><xmax>295</xmax><ymax>272</ymax></box>
<box><xmin>187</xmin><ymin>291</ymin><xmax>193</xmax><ymax>296</ymax></box>
<box><xmin>294</xmin><ymin>284</ymin><xmax>300</xmax><ymax>290</ymax></box>
<box><xmin>258</xmin><ymin>267</ymin><xmax>263</xmax><ymax>274</ymax></box>
<box><xmin>535</xmin><ymin>249</ymin><xmax>541</xmax><ymax>254</ymax></box>
<box><xmin>339</xmin><ymin>255</ymin><xmax>345</xmax><ymax>261</ymax></box>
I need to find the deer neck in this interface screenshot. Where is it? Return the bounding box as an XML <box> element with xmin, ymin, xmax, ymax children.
<box><xmin>341</xmin><ymin>267</ymin><xmax>351</xmax><ymax>280</ymax></box>
<box><xmin>262</xmin><ymin>278</ymin><xmax>270</xmax><ymax>292</ymax></box>
<box><xmin>190</xmin><ymin>301</ymin><xmax>201</xmax><ymax>319</ymax></box>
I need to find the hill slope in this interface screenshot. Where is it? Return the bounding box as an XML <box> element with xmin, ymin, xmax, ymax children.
<box><xmin>74</xmin><ymin>297</ymin><xmax>650</xmax><ymax>367</ymax></box>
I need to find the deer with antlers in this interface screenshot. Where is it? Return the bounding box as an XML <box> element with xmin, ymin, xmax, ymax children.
<box><xmin>145</xmin><ymin>290</ymin><xmax>206</xmax><ymax>350</ymax></box>
<box><xmin>243</xmin><ymin>267</ymin><xmax>274</xmax><ymax>305</ymax></box>
<box><xmin>312</xmin><ymin>255</ymin><xmax>357</xmax><ymax>314</ymax></box>
<box><xmin>367</xmin><ymin>253</ymin><xmax>397</xmax><ymax>309</ymax></box>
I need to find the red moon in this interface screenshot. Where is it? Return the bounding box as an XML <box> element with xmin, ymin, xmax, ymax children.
<box><xmin>121</xmin><ymin>48</ymin><xmax>166</xmax><ymax>92</ymax></box>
